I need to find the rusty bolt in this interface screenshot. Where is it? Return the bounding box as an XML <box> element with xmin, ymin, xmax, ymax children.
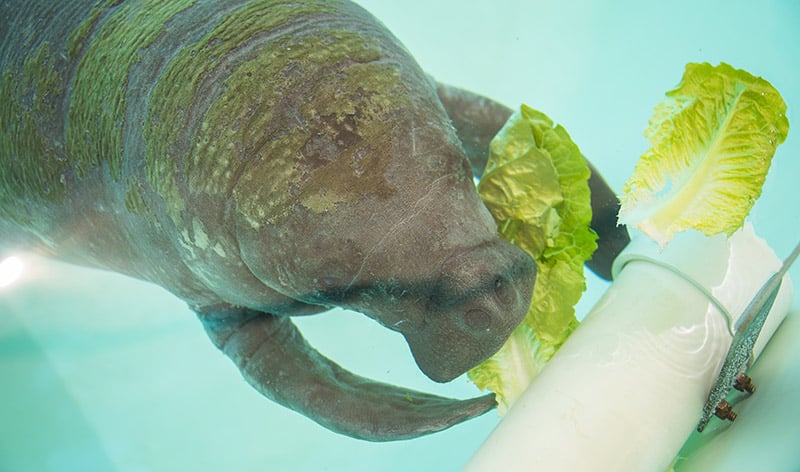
<box><xmin>734</xmin><ymin>373</ymin><xmax>756</xmax><ymax>394</ymax></box>
<box><xmin>714</xmin><ymin>400</ymin><xmax>738</xmax><ymax>422</ymax></box>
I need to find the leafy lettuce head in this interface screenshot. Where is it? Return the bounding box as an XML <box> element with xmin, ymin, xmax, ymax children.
<box><xmin>470</xmin><ymin>105</ymin><xmax>597</xmax><ymax>413</ymax></box>
<box><xmin>619</xmin><ymin>63</ymin><xmax>789</xmax><ymax>246</ymax></box>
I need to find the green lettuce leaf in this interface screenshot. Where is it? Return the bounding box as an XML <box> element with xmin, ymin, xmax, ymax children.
<box><xmin>619</xmin><ymin>62</ymin><xmax>789</xmax><ymax>246</ymax></box>
<box><xmin>469</xmin><ymin>105</ymin><xmax>597</xmax><ymax>414</ymax></box>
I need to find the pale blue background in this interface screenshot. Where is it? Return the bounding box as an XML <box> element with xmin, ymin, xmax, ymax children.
<box><xmin>2</xmin><ymin>1</ymin><xmax>799</xmax><ymax>470</ymax></box>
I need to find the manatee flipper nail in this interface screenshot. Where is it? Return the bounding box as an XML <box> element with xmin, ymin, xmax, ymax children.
<box><xmin>436</xmin><ymin>82</ymin><xmax>630</xmax><ymax>280</ymax></box>
<box><xmin>198</xmin><ymin>307</ymin><xmax>496</xmax><ymax>441</ymax></box>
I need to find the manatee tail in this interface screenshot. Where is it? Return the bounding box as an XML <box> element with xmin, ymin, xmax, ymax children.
<box><xmin>197</xmin><ymin>306</ymin><xmax>495</xmax><ymax>441</ymax></box>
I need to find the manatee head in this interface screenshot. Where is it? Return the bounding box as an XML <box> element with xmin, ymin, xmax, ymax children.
<box><xmin>214</xmin><ymin>11</ymin><xmax>537</xmax><ymax>384</ymax></box>
<box><xmin>385</xmin><ymin>238</ymin><xmax>536</xmax><ymax>382</ymax></box>
<box><xmin>232</xmin><ymin>87</ymin><xmax>535</xmax><ymax>382</ymax></box>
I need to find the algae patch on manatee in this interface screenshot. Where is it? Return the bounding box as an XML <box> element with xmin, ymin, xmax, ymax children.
<box><xmin>0</xmin><ymin>43</ymin><xmax>66</xmax><ymax>222</ymax></box>
<box><xmin>67</xmin><ymin>0</ymin><xmax>195</xmax><ymax>181</ymax></box>
<box><xmin>143</xmin><ymin>0</ymin><xmax>407</xmax><ymax>229</ymax></box>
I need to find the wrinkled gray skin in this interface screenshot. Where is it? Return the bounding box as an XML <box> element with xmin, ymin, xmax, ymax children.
<box><xmin>0</xmin><ymin>0</ymin><xmax>629</xmax><ymax>441</ymax></box>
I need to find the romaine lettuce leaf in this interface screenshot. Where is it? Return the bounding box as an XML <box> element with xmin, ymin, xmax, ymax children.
<box><xmin>469</xmin><ymin>105</ymin><xmax>597</xmax><ymax>414</ymax></box>
<box><xmin>619</xmin><ymin>62</ymin><xmax>789</xmax><ymax>246</ymax></box>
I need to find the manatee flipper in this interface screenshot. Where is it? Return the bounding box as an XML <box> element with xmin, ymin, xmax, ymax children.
<box><xmin>436</xmin><ymin>83</ymin><xmax>630</xmax><ymax>280</ymax></box>
<box><xmin>435</xmin><ymin>82</ymin><xmax>511</xmax><ymax>177</ymax></box>
<box><xmin>197</xmin><ymin>307</ymin><xmax>496</xmax><ymax>441</ymax></box>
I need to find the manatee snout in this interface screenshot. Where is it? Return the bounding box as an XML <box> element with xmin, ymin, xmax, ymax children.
<box><xmin>405</xmin><ymin>239</ymin><xmax>536</xmax><ymax>383</ymax></box>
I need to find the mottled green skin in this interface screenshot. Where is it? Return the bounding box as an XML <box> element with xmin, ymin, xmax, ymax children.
<box><xmin>1</xmin><ymin>0</ymin><xmax>209</xmax><ymax>295</ymax></box>
<box><xmin>1</xmin><ymin>1</ymin><xmax>428</xmax><ymax>298</ymax></box>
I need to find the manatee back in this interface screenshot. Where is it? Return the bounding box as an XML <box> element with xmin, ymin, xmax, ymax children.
<box><xmin>0</xmin><ymin>0</ymin><xmax>448</xmax><ymax>307</ymax></box>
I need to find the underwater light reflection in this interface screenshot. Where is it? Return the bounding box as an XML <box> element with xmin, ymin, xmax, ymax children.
<box><xmin>0</xmin><ymin>256</ymin><xmax>24</xmax><ymax>288</ymax></box>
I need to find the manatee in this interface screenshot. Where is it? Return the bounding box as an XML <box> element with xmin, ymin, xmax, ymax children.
<box><xmin>0</xmin><ymin>0</ymin><xmax>629</xmax><ymax>440</ymax></box>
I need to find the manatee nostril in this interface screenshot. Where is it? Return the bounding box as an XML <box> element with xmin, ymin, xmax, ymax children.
<box><xmin>464</xmin><ymin>309</ymin><xmax>491</xmax><ymax>331</ymax></box>
<box><xmin>493</xmin><ymin>276</ymin><xmax>513</xmax><ymax>305</ymax></box>
<box><xmin>319</xmin><ymin>276</ymin><xmax>339</xmax><ymax>288</ymax></box>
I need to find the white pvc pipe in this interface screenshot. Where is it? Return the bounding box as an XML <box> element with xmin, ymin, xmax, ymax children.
<box><xmin>465</xmin><ymin>224</ymin><xmax>793</xmax><ymax>471</ymax></box>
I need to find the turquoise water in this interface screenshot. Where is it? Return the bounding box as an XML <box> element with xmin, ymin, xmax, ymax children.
<box><xmin>1</xmin><ymin>1</ymin><xmax>799</xmax><ymax>470</ymax></box>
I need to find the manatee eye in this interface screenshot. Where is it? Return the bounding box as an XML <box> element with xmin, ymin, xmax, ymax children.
<box><xmin>464</xmin><ymin>308</ymin><xmax>491</xmax><ymax>331</ymax></box>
